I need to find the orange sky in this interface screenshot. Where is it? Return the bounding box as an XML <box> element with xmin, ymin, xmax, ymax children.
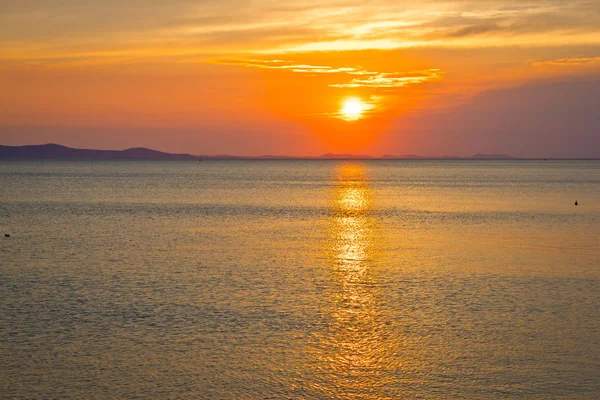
<box><xmin>1</xmin><ymin>1</ymin><xmax>600</xmax><ymax>157</ymax></box>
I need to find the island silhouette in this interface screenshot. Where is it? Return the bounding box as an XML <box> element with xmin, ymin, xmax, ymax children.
<box><xmin>0</xmin><ymin>143</ymin><xmax>516</xmax><ymax>160</ymax></box>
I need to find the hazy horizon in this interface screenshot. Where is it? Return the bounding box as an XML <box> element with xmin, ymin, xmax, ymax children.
<box><xmin>5</xmin><ymin>141</ymin><xmax>598</xmax><ymax>159</ymax></box>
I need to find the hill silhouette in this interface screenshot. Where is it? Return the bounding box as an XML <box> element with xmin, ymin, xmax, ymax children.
<box><xmin>0</xmin><ymin>143</ymin><xmax>517</xmax><ymax>160</ymax></box>
<box><xmin>0</xmin><ymin>144</ymin><xmax>198</xmax><ymax>160</ymax></box>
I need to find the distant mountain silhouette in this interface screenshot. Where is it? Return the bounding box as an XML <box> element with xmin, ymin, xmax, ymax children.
<box><xmin>383</xmin><ymin>153</ymin><xmax>513</xmax><ymax>159</ymax></box>
<box><xmin>469</xmin><ymin>153</ymin><xmax>513</xmax><ymax>159</ymax></box>
<box><xmin>382</xmin><ymin>154</ymin><xmax>424</xmax><ymax>159</ymax></box>
<box><xmin>0</xmin><ymin>144</ymin><xmax>198</xmax><ymax>160</ymax></box>
<box><xmin>0</xmin><ymin>144</ymin><xmax>517</xmax><ymax>160</ymax></box>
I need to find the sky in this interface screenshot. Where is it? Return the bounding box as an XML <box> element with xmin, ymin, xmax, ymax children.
<box><xmin>1</xmin><ymin>0</ymin><xmax>599</xmax><ymax>157</ymax></box>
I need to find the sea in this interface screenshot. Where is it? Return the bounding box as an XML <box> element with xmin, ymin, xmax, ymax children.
<box><xmin>1</xmin><ymin>159</ymin><xmax>599</xmax><ymax>399</ymax></box>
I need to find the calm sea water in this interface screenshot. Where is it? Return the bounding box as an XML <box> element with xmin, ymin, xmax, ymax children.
<box><xmin>1</xmin><ymin>160</ymin><xmax>599</xmax><ymax>399</ymax></box>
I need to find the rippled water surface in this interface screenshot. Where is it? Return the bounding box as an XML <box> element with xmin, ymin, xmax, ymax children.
<box><xmin>1</xmin><ymin>160</ymin><xmax>599</xmax><ymax>399</ymax></box>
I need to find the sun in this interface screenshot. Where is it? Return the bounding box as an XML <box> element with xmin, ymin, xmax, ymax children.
<box><xmin>340</xmin><ymin>98</ymin><xmax>365</xmax><ymax>121</ymax></box>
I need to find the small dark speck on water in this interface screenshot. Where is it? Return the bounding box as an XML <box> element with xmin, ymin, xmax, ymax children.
<box><xmin>575</xmin><ymin>201</ymin><xmax>578</xmax><ymax>206</ymax></box>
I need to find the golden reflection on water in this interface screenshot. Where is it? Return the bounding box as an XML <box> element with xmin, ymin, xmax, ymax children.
<box><xmin>314</xmin><ymin>164</ymin><xmax>401</xmax><ymax>399</ymax></box>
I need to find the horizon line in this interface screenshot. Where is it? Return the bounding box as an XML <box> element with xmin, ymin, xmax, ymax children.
<box><xmin>1</xmin><ymin>142</ymin><xmax>599</xmax><ymax>160</ymax></box>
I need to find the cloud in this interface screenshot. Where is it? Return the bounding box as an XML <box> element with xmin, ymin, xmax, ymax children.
<box><xmin>444</xmin><ymin>22</ymin><xmax>505</xmax><ymax>38</ymax></box>
<box><xmin>213</xmin><ymin>58</ymin><xmax>442</xmax><ymax>88</ymax></box>
<box><xmin>330</xmin><ymin>69</ymin><xmax>442</xmax><ymax>88</ymax></box>
<box><xmin>530</xmin><ymin>56</ymin><xmax>600</xmax><ymax>67</ymax></box>
<box><xmin>212</xmin><ymin>58</ymin><xmax>360</xmax><ymax>74</ymax></box>
<box><xmin>2</xmin><ymin>1</ymin><xmax>600</xmax><ymax>59</ymax></box>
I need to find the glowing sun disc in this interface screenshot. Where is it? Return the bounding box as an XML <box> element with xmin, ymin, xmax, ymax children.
<box><xmin>340</xmin><ymin>98</ymin><xmax>364</xmax><ymax>120</ymax></box>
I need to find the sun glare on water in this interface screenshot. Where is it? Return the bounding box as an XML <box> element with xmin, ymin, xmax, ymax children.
<box><xmin>340</xmin><ymin>98</ymin><xmax>365</xmax><ymax>121</ymax></box>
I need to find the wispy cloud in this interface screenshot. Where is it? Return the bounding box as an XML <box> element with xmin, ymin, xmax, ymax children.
<box><xmin>213</xmin><ymin>58</ymin><xmax>441</xmax><ymax>88</ymax></box>
<box><xmin>2</xmin><ymin>1</ymin><xmax>600</xmax><ymax>60</ymax></box>
<box><xmin>330</xmin><ymin>69</ymin><xmax>442</xmax><ymax>88</ymax></box>
<box><xmin>212</xmin><ymin>58</ymin><xmax>361</xmax><ymax>74</ymax></box>
<box><xmin>529</xmin><ymin>56</ymin><xmax>600</xmax><ymax>67</ymax></box>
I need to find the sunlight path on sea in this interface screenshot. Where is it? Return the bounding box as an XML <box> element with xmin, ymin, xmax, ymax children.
<box><xmin>307</xmin><ymin>164</ymin><xmax>405</xmax><ymax>398</ymax></box>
